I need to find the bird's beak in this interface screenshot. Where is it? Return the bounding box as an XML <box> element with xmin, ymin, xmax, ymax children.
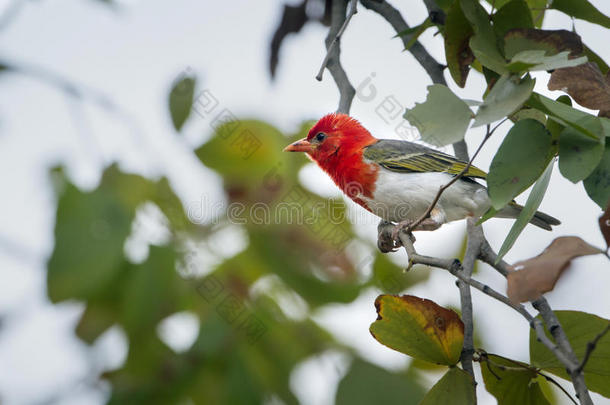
<box><xmin>283</xmin><ymin>138</ymin><xmax>313</xmax><ymax>153</ymax></box>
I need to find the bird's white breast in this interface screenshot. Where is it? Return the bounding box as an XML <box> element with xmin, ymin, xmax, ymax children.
<box><xmin>360</xmin><ymin>170</ymin><xmax>491</xmax><ymax>224</ymax></box>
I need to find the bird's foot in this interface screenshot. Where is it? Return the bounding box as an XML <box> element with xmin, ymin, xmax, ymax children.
<box><xmin>377</xmin><ymin>221</ymin><xmax>399</xmax><ymax>253</ymax></box>
<box><xmin>391</xmin><ymin>218</ymin><xmax>442</xmax><ymax>245</ymax></box>
<box><xmin>391</xmin><ymin>220</ymin><xmax>416</xmax><ymax>245</ymax></box>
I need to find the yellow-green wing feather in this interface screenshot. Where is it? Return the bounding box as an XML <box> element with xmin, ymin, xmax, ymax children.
<box><xmin>363</xmin><ymin>139</ymin><xmax>487</xmax><ymax>180</ymax></box>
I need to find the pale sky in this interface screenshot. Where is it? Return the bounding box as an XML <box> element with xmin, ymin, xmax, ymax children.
<box><xmin>0</xmin><ymin>0</ymin><xmax>609</xmax><ymax>404</ymax></box>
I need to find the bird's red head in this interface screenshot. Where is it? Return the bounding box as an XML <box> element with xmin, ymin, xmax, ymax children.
<box><xmin>283</xmin><ymin>113</ymin><xmax>376</xmax><ymax>162</ymax></box>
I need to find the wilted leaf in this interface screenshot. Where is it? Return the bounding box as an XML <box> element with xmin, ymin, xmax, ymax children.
<box><xmin>550</xmin><ymin>0</ymin><xmax>610</xmax><ymax>29</ymax></box>
<box><xmin>506</xmin><ymin>50</ymin><xmax>587</xmax><ymax>72</ymax></box>
<box><xmin>403</xmin><ymin>84</ymin><xmax>473</xmax><ymax>146</ymax></box>
<box><xmin>269</xmin><ymin>1</ymin><xmax>310</xmax><ymax>78</ymax></box>
<box><xmin>548</xmin><ymin>63</ymin><xmax>610</xmax><ymax>115</ymax></box>
<box><xmin>419</xmin><ymin>367</ymin><xmax>476</xmax><ymax>405</ymax></box>
<box><xmin>504</xmin><ymin>29</ymin><xmax>583</xmax><ymax>60</ymax></box>
<box><xmin>370</xmin><ymin>295</ymin><xmax>464</xmax><ymax>365</ymax></box>
<box><xmin>335</xmin><ymin>359</ymin><xmax>425</xmax><ymax>405</ymax></box>
<box><xmin>460</xmin><ymin>0</ymin><xmax>507</xmax><ymax>74</ymax></box>
<box><xmin>487</xmin><ymin>119</ymin><xmax>553</xmax><ymax>209</ymax></box>
<box><xmin>444</xmin><ymin>1</ymin><xmax>474</xmax><ymax>87</ymax></box>
<box><xmin>473</xmin><ymin>74</ymin><xmax>535</xmax><ymax>127</ymax></box>
<box><xmin>583</xmin><ymin>45</ymin><xmax>609</xmax><ymax>75</ymax></box>
<box><xmin>480</xmin><ymin>353</ymin><xmax>551</xmax><ymax>405</ymax></box>
<box><xmin>530</xmin><ymin>311</ymin><xmax>610</xmax><ymax>397</ymax></box>
<box><xmin>168</xmin><ymin>73</ymin><xmax>196</xmax><ymax>131</ymax></box>
<box><xmin>558</xmin><ymin>118</ymin><xmax>605</xmax><ymax>183</ymax></box>
<box><xmin>507</xmin><ymin>236</ymin><xmax>604</xmax><ymax>303</ymax></box>
<box><xmin>584</xmin><ymin>143</ymin><xmax>610</xmax><ymax>209</ymax></box>
<box><xmin>496</xmin><ymin>159</ymin><xmax>554</xmax><ymax>262</ymax></box>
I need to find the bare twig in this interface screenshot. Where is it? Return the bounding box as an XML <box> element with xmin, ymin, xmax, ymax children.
<box><xmin>316</xmin><ymin>0</ymin><xmax>357</xmax><ymax>81</ymax></box>
<box><xmin>316</xmin><ymin>0</ymin><xmax>357</xmax><ymax>114</ymax></box>
<box><xmin>577</xmin><ymin>323</ymin><xmax>610</xmax><ymax>372</ymax></box>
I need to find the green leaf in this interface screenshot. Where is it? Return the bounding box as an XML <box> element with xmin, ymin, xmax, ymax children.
<box><xmin>476</xmin><ymin>205</ymin><xmax>500</xmax><ymax>226</ymax></box>
<box><xmin>492</xmin><ymin>0</ymin><xmax>534</xmax><ymax>54</ymax></box>
<box><xmin>399</xmin><ymin>18</ymin><xmax>433</xmax><ymax>51</ymax></box>
<box><xmin>369</xmin><ymin>253</ymin><xmax>429</xmax><ymax>294</ymax></box>
<box><xmin>510</xmin><ymin>107</ymin><xmax>546</xmax><ymax>124</ymax></box>
<box><xmin>550</xmin><ymin>0</ymin><xmax>610</xmax><ymax>29</ymax></box>
<box><xmin>444</xmin><ymin>1</ymin><xmax>474</xmax><ymax>87</ymax></box>
<box><xmin>473</xmin><ymin>74</ymin><xmax>535</xmax><ymax>127</ymax></box>
<box><xmin>195</xmin><ymin>120</ymin><xmax>293</xmax><ymax>200</ymax></box>
<box><xmin>47</xmin><ymin>168</ymin><xmax>138</xmax><ymax>302</ymax></box>
<box><xmin>526</xmin><ymin>93</ymin><xmax>600</xmax><ymax>139</ymax></box>
<box><xmin>584</xmin><ymin>143</ymin><xmax>610</xmax><ymax>209</ymax></box>
<box><xmin>497</xmin><ymin>159</ymin><xmax>554</xmax><ymax>261</ymax></box>
<box><xmin>530</xmin><ymin>311</ymin><xmax>610</xmax><ymax>398</ymax></box>
<box><xmin>460</xmin><ymin>0</ymin><xmax>508</xmax><ymax>74</ymax></box>
<box><xmin>168</xmin><ymin>73</ymin><xmax>196</xmax><ymax>131</ymax></box>
<box><xmin>487</xmin><ymin>119</ymin><xmax>553</xmax><ymax>209</ymax></box>
<box><xmin>419</xmin><ymin>367</ymin><xmax>476</xmax><ymax>405</ymax></box>
<box><xmin>506</xmin><ymin>50</ymin><xmax>587</xmax><ymax>72</ymax></box>
<box><xmin>370</xmin><ymin>295</ymin><xmax>464</xmax><ymax>365</ymax></box>
<box><xmin>481</xmin><ymin>353</ymin><xmax>551</xmax><ymax>405</ymax></box>
<box><xmin>403</xmin><ymin>84</ymin><xmax>473</xmax><ymax>146</ymax></box>
<box><xmin>558</xmin><ymin>118</ymin><xmax>605</xmax><ymax>183</ymax></box>
<box><xmin>47</xmin><ymin>165</ymin><xmax>189</xmax><ymax>302</ymax></box>
<box><xmin>335</xmin><ymin>360</ymin><xmax>425</xmax><ymax>405</ymax></box>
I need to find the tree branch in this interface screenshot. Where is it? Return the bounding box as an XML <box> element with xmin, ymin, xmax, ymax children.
<box><xmin>317</xmin><ymin>0</ymin><xmax>357</xmax><ymax>114</ymax></box>
<box><xmin>359</xmin><ymin>0</ymin><xmax>446</xmax><ymax>86</ymax></box>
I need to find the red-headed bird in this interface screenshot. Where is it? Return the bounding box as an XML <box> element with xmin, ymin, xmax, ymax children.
<box><xmin>284</xmin><ymin>113</ymin><xmax>559</xmax><ymax>242</ymax></box>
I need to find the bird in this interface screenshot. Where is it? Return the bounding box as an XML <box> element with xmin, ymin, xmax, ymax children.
<box><xmin>283</xmin><ymin>113</ymin><xmax>559</xmax><ymax>249</ymax></box>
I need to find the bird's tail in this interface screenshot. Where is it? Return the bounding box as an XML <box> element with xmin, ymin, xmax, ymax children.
<box><xmin>496</xmin><ymin>201</ymin><xmax>561</xmax><ymax>231</ymax></box>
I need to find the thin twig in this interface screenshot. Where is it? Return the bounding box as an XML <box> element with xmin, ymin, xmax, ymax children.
<box><xmin>316</xmin><ymin>0</ymin><xmax>357</xmax><ymax>82</ymax></box>
<box><xmin>476</xmin><ymin>350</ymin><xmax>578</xmax><ymax>405</ymax></box>
<box><xmin>577</xmin><ymin>323</ymin><xmax>610</xmax><ymax>372</ymax></box>
<box><xmin>317</xmin><ymin>0</ymin><xmax>357</xmax><ymax>114</ymax></box>
<box><xmin>406</xmin><ymin>120</ymin><xmax>505</xmax><ymax>233</ymax></box>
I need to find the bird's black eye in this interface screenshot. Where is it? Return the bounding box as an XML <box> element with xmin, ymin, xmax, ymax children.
<box><xmin>315</xmin><ymin>132</ymin><xmax>326</xmax><ymax>142</ymax></box>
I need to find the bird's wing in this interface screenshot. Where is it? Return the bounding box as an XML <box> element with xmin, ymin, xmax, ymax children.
<box><xmin>363</xmin><ymin>139</ymin><xmax>487</xmax><ymax>180</ymax></box>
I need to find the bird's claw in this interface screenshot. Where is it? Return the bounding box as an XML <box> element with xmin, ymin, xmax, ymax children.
<box><xmin>377</xmin><ymin>221</ymin><xmax>399</xmax><ymax>253</ymax></box>
<box><xmin>391</xmin><ymin>220</ymin><xmax>415</xmax><ymax>245</ymax></box>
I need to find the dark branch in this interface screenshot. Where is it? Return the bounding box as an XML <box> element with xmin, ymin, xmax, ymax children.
<box><xmin>316</xmin><ymin>0</ymin><xmax>357</xmax><ymax>114</ymax></box>
<box><xmin>577</xmin><ymin>323</ymin><xmax>610</xmax><ymax>373</ymax></box>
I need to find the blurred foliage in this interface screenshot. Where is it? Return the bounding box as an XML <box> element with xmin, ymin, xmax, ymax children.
<box><xmin>46</xmin><ymin>117</ymin><xmax>437</xmax><ymax>403</ymax></box>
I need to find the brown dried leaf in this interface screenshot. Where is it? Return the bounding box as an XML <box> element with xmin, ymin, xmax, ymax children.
<box><xmin>504</xmin><ymin>28</ymin><xmax>583</xmax><ymax>59</ymax></box>
<box><xmin>600</xmin><ymin>200</ymin><xmax>610</xmax><ymax>248</ymax></box>
<box><xmin>507</xmin><ymin>236</ymin><xmax>604</xmax><ymax>303</ymax></box>
<box><xmin>548</xmin><ymin>62</ymin><xmax>610</xmax><ymax>114</ymax></box>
